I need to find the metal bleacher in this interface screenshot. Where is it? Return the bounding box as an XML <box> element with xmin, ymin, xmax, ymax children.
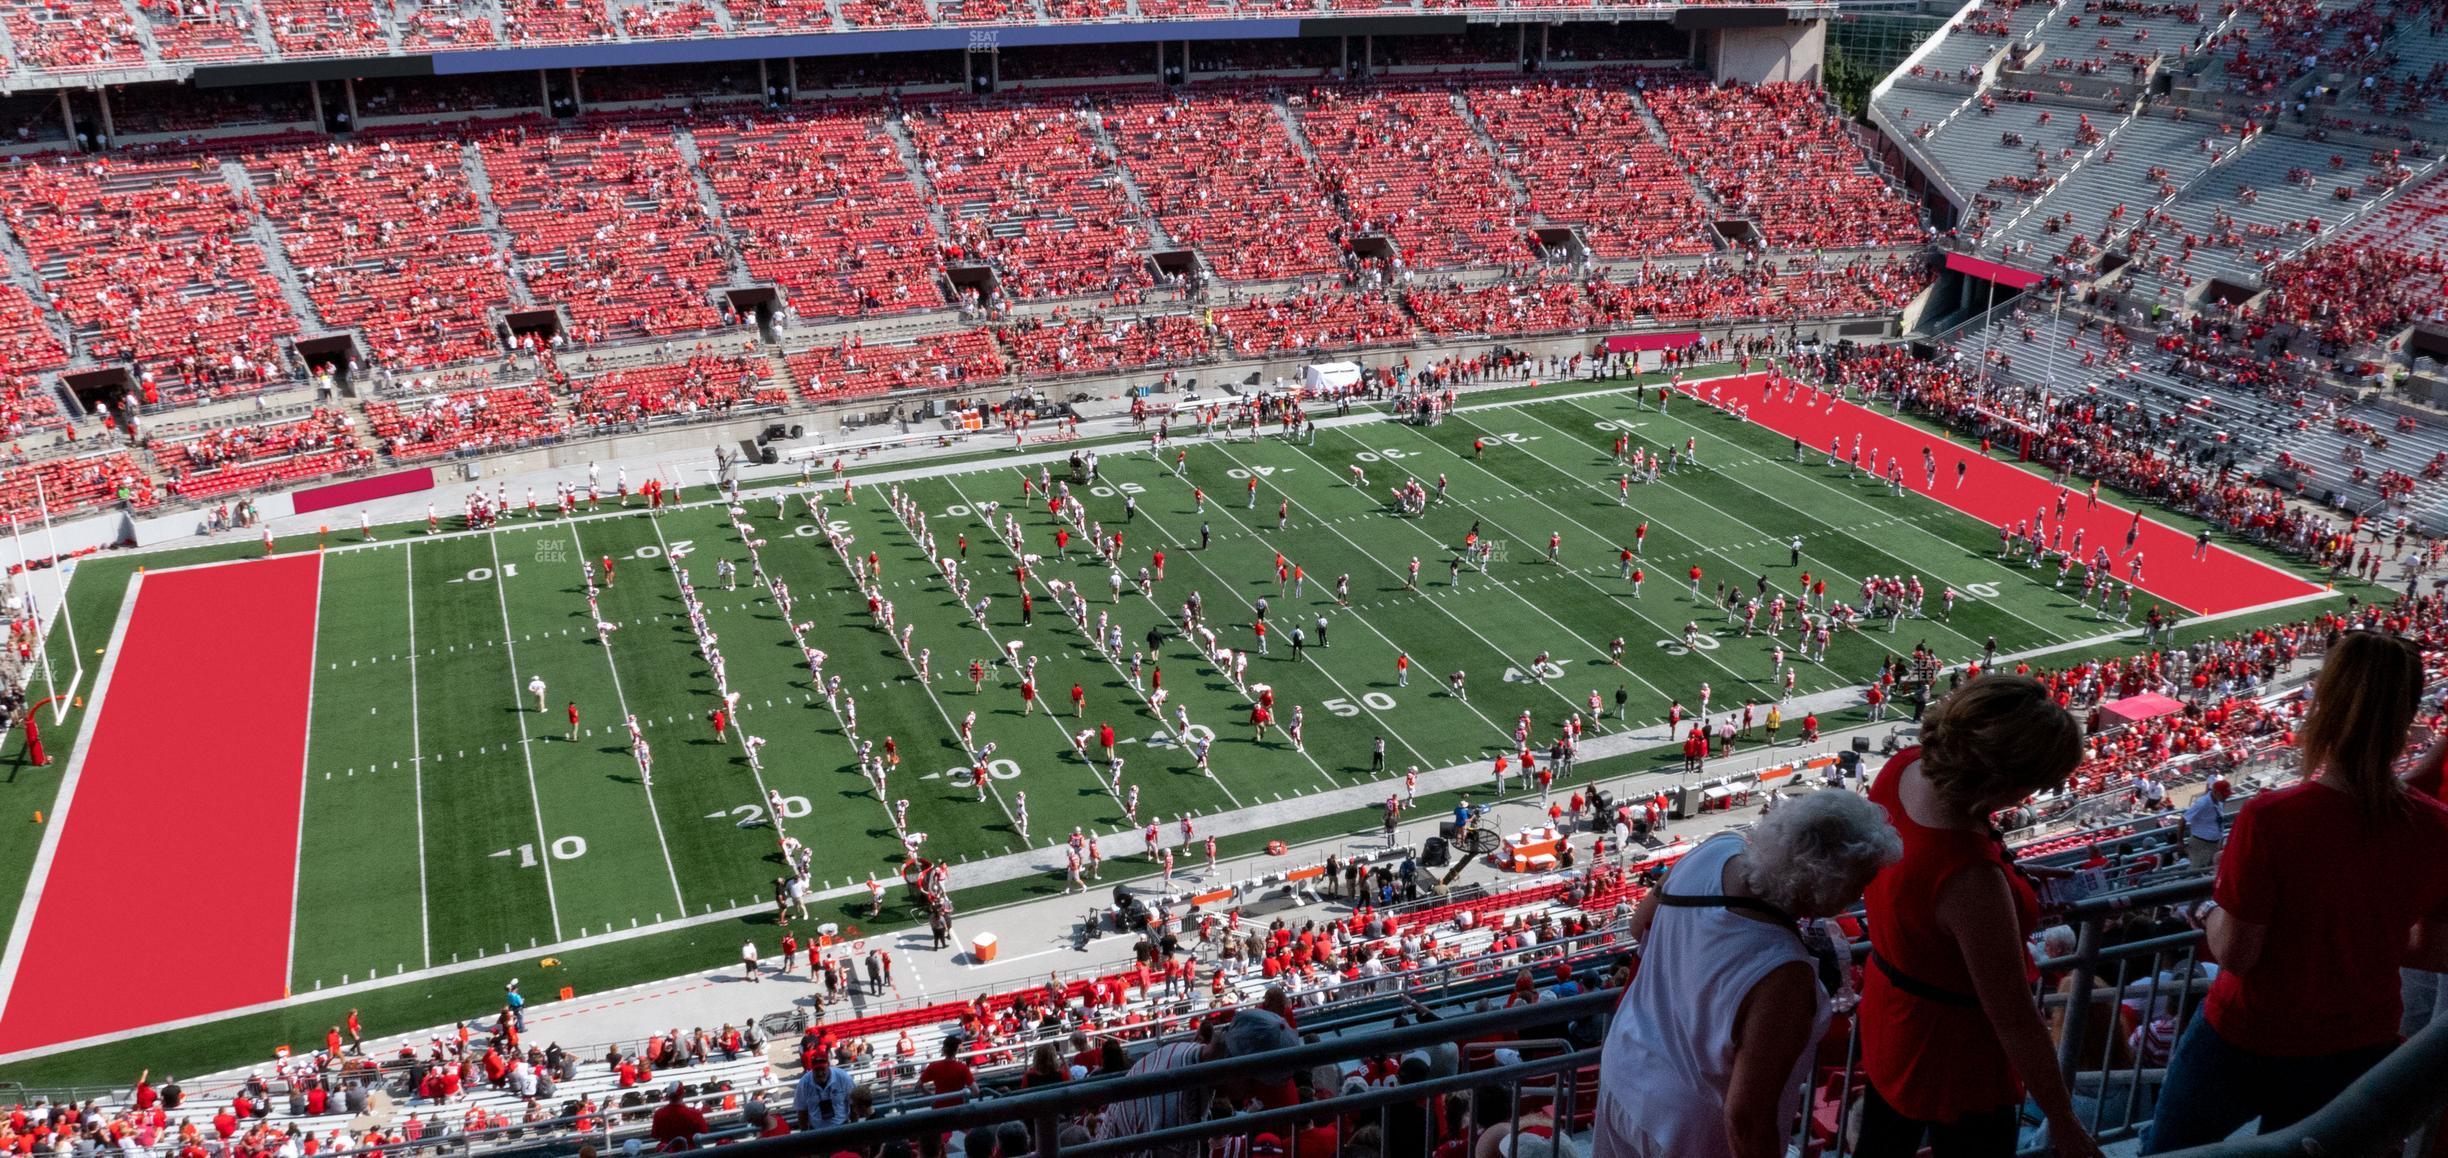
<box><xmin>2110</xmin><ymin>134</ymin><xmax>2439</xmax><ymax>309</ymax></box>
<box><xmin>1975</xmin><ymin>113</ymin><xmax>2246</xmax><ymax>268</ymax></box>
<box><xmin>1963</xmin><ymin>300</ymin><xmax>2448</xmax><ymax>522</ymax></box>
<box><xmin>1922</xmin><ymin>97</ymin><xmax>2105</xmax><ymax>213</ymax></box>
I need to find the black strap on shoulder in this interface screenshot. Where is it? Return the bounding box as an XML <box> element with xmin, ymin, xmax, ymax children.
<box><xmin>1868</xmin><ymin>950</ymin><xmax>1982</xmax><ymax>1008</ymax></box>
<box><xmin>1656</xmin><ymin>892</ymin><xmax>1800</xmax><ymax>926</ymax></box>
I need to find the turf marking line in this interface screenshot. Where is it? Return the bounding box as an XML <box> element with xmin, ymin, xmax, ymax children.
<box><xmin>1541</xmin><ymin>393</ymin><xmax>2092</xmax><ymax>647</ymax></box>
<box><xmin>488</xmin><ymin>534</ymin><xmax>566</xmax><ymax>944</ymax></box>
<box><xmin>567</xmin><ymin>519</ymin><xmax>689</xmax><ymax>915</ymax></box>
<box><xmin>1476</xmin><ymin>397</ymin><xmax>2019</xmax><ymax>659</ymax></box>
<box><xmin>939</xmin><ymin>472</ymin><xmax>1277</xmax><ymax>802</ymax></box>
<box><xmin>1208</xmin><ymin>439</ymin><xmax>1624</xmax><ymax>718</ymax></box>
<box><xmin>406</xmin><ymin>544</ymin><xmax>432</xmax><ymax>968</ymax></box>
<box><xmin>284</xmin><ymin>552</ymin><xmax>326</xmax><ymax>992</ymax></box>
<box><xmin>1307</xmin><ymin>421</ymin><xmax>1769</xmax><ymax>693</ymax></box>
<box><xmin>1667</xmin><ymin>373</ymin><xmax>2321</xmax><ymax>614</ymax></box>
<box><xmin>1057</xmin><ymin>458</ymin><xmax>1444</xmax><ymax>775</ymax></box>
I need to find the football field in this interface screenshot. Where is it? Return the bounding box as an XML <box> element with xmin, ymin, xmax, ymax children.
<box><xmin>0</xmin><ymin>371</ymin><xmax>2333</xmax><ymax>1057</ymax></box>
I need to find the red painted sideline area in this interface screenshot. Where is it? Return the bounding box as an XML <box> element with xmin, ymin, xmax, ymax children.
<box><xmin>0</xmin><ymin>555</ymin><xmax>321</xmax><ymax>1051</ymax></box>
<box><xmin>292</xmin><ymin>466</ymin><xmax>435</xmax><ymax>515</ymax></box>
<box><xmin>1675</xmin><ymin>374</ymin><xmax>2323</xmax><ymax>616</ymax></box>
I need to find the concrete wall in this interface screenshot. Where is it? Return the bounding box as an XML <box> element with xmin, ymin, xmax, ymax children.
<box><xmin>1707</xmin><ymin>20</ymin><xmax>1826</xmax><ymax>86</ymax></box>
<box><xmin>0</xmin><ymin>498</ymin><xmax>308</xmax><ymax>572</ymax></box>
<box><xmin>0</xmin><ymin>511</ymin><xmax>131</xmax><ymax>573</ymax></box>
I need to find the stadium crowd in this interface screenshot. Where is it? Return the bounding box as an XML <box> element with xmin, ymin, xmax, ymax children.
<box><xmin>9</xmin><ymin>11</ymin><xmax>2448</xmax><ymax>1153</ymax></box>
<box><xmin>1794</xmin><ymin>342</ymin><xmax>2392</xmax><ymax>575</ymax></box>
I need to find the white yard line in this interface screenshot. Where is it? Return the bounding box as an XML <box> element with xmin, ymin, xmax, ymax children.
<box><xmin>841</xmin><ymin>493</ymin><xmax>1121</xmax><ymax>824</ymax></box>
<box><xmin>1206</xmin><ymin>438</ymin><xmax>1626</xmax><ymax>719</ymax></box>
<box><xmin>1539</xmin><ymin>392</ymin><xmax>2070</xmax><ymax>649</ymax></box>
<box><xmin>1049</xmin><ymin>457</ymin><xmax>1450</xmax><ymax>776</ymax></box>
<box><xmin>284</xmin><ymin>553</ymin><xmax>326</xmax><ymax>990</ymax></box>
<box><xmin>1662</xmin><ymin>375</ymin><xmax>2326</xmax><ymax>601</ymax></box>
<box><xmin>0</xmin><ymin>570</ymin><xmax>144</xmax><ymax>1029</ymax></box>
<box><xmin>649</xmin><ymin>495</ymin><xmax>971</xmax><ymax>874</ymax></box>
<box><xmin>1313</xmin><ymin>420</ymin><xmax>1775</xmax><ymax>695</ymax></box>
<box><xmin>406</xmin><ymin>544</ymin><xmax>433</xmax><ymax>970</ymax></box>
<box><xmin>0</xmin><ymin>575</ymin><xmax>2340</xmax><ymax>1066</ymax></box>
<box><xmin>779</xmin><ymin>491</ymin><xmax>1025</xmax><ymax>836</ymax></box>
<box><xmin>1176</xmin><ymin>438</ymin><xmax>1597</xmax><ymax>731</ymax></box>
<box><xmin>1421</xmin><ymin>401</ymin><xmax>2005</xmax><ymax>668</ymax></box>
<box><xmin>938</xmin><ymin>472</ymin><xmax>1274</xmax><ymax>803</ymax></box>
<box><xmin>1808</xmin><ymin>386</ymin><xmax>2327</xmax><ymax>595</ymax></box>
<box><xmin>566</xmin><ymin>520</ymin><xmax>690</xmax><ymax>916</ymax></box>
<box><xmin>8</xmin><ymin>369</ymin><xmax>2348</xmax><ymax>1061</ymax></box>
<box><xmin>487</xmin><ymin>535</ymin><xmax>566</xmax><ymax>944</ymax></box>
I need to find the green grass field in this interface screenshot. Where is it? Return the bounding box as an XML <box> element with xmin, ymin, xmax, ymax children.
<box><xmin>0</xmin><ymin>371</ymin><xmax>2361</xmax><ymax>1085</ymax></box>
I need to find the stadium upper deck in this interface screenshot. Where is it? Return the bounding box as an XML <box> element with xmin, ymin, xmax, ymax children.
<box><xmin>0</xmin><ymin>0</ymin><xmax>1900</xmax><ymax>91</ymax></box>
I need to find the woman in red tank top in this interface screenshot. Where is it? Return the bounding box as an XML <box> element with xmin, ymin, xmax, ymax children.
<box><xmin>1856</xmin><ymin>676</ymin><xmax>2100</xmax><ymax>1158</ymax></box>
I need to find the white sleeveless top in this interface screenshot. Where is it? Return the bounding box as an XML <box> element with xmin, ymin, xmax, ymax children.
<box><xmin>1592</xmin><ymin>832</ymin><xmax>1827</xmax><ymax>1158</ymax></box>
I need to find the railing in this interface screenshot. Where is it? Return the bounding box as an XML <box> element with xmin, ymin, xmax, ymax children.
<box><xmin>684</xmin><ymin>988</ymin><xmax>1617</xmax><ymax>1158</ymax></box>
<box><xmin>2167</xmin><ymin>1018</ymin><xmax>2448</xmax><ymax>1157</ymax></box>
<box><xmin>60</xmin><ymin>891</ymin><xmax>1626</xmax><ymax>1128</ymax></box>
<box><xmin>911</xmin><ymin>905</ymin><xmax>1631</xmax><ymax>1056</ymax></box>
<box><xmin>1809</xmin><ymin>862</ymin><xmax>2444</xmax><ymax>1158</ymax></box>
<box><xmin>2002</xmin><ymin>734</ymin><xmax>2295</xmax><ymax>843</ymax></box>
<box><xmin>1979</xmin><ymin>97</ymin><xmax>2145</xmax><ymax>252</ymax></box>
<box><xmin>2270</xmin><ymin>150</ymin><xmax>2448</xmax><ymax>269</ymax></box>
<box><xmin>813</xmin><ymin>910</ymin><xmax>1634</xmax><ymax>1095</ymax></box>
<box><xmin>1802</xmin><ymin>876</ymin><xmax>2220</xmax><ymax>1157</ymax></box>
<box><xmin>1925</xmin><ymin>286</ymin><xmax>2029</xmax><ymax>345</ymax></box>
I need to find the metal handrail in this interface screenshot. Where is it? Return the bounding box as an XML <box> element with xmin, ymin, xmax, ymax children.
<box><xmin>692</xmin><ymin>988</ymin><xmax>1619</xmax><ymax>1156</ymax></box>
<box><xmin>841</xmin><ymin>914</ymin><xmax>1633</xmax><ymax>1081</ymax></box>
<box><xmin>1064</xmin><ymin>1049</ymin><xmax>1596</xmax><ymax>1158</ymax></box>
<box><xmin>2165</xmin><ymin>1017</ymin><xmax>2448</xmax><ymax>1158</ymax></box>
<box><xmin>48</xmin><ymin>903</ymin><xmax>1629</xmax><ymax>1123</ymax></box>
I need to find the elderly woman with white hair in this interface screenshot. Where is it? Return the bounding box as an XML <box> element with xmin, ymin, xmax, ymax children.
<box><xmin>1593</xmin><ymin>789</ymin><xmax>1902</xmax><ymax>1158</ymax></box>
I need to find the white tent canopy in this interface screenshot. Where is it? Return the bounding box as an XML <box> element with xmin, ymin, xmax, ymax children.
<box><xmin>1301</xmin><ymin>362</ymin><xmax>1362</xmax><ymax>392</ymax></box>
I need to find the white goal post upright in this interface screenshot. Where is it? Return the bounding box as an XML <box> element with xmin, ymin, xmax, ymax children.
<box><xmin>8</xmin><ymin>475</ymin><xmax>85</xmax><ymax>726</ymax></box>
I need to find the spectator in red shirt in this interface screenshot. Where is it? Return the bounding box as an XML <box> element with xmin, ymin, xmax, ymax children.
<box><xmin>646</xmin><ymin>1084</ymin><xmax>705</xmax><ymax>1151</ymax></box>
<box><xmin>1855</xmin><ymin>676</ymin><xmax>2097</xmax><ymax>1158</ymax></box>
<box><xmin>919</xmin><ymin>1036</ymin><xmax>976</xmax><ymax>1104</ymax></box>
<box><xmin>2145</xmin><ymin>633</ymin><xmax>2448</xmax><ymax>1152</ymax></box>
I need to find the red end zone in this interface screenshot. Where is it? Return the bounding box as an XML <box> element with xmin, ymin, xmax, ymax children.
<box><xmin>0</xmin><ymin>554</ymin><xmax>322</xmax><ymax>1052</ymax></box>
<box><xmin>1677</xmin><ymin>374</ymin><xmax>2324</xmax><ymax>616</ymax></box>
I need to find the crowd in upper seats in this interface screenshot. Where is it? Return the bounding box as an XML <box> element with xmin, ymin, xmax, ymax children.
<box><xmin>0</xmin><ymin>74</ymin><xmax>1931</xmax><ymax>404</ymax></box>
<box><xmin>2248</xmin><ymin>169</ymin><xmax>2448</xmax><ymax>348</ymax></box>
<box><xmin>150</xmin><ymin>406</ymin><xmax>371</xmax><ymax>498</ymax></box>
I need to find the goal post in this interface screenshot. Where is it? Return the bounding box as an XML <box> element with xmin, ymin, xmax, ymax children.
<box><xmin>8</xmin><ymin>476</ymin><xmax>86</xmax><ymax>727</ymax></box>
